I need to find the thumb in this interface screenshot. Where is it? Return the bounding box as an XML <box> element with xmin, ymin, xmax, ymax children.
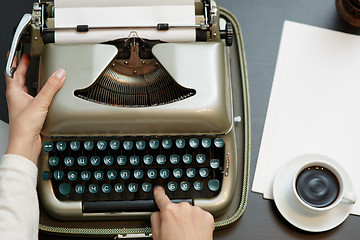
<box><xmin>34</xmin><ymin>69</ymin><xmax>66</xmax><ymax>109</ymax></box>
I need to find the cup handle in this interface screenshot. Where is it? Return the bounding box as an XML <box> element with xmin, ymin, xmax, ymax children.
<box><xmin>342</xmin><ymin>192</ymin><xmax>357</xmax><ymax>205</ymax></box>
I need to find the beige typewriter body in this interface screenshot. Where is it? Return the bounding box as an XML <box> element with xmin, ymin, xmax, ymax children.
<box><xmin>37</xmin><ymin>42</ymin><xmax>238</xmax><ymax>220</ymax></box>
<box><xmin>5</xmin><ymin>0</ymin><xmax>239</xmax><ymax>221</ymax></box>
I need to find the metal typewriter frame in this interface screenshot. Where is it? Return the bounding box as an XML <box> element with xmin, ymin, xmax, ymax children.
<box><xmin>5</xmin><ymin>2</ymin><xmax>250</xmax><ymax>237</ymax></box>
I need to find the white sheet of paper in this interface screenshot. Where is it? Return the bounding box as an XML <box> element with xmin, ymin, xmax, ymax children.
<box><xmin>0</xmin><ymin>120</ymin><xmax>9</xmax><ymax>156</ymax></box>
<box><xmin>54</xmin><ymin>0</ymin><xmax>196</xmax><ymax>43</ymax></box>
<box><xmin>252</xmin><ymin>20</ymin><xmax>360</xmax><ymax>215</ymax></box>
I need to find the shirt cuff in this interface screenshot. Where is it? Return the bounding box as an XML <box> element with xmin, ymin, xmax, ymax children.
<box><xmin>0</xmin><ymin>154</ymin><xmax>38</xmax><ymax>187</ymax></box>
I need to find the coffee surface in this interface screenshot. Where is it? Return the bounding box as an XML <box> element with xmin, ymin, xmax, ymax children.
<box><xmin>296</xmin><ymin>166</ymin><xmax>340</xmax><ymax>208</ymax></box>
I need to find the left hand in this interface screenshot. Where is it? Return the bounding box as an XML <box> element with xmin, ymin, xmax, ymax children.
<box><xmin>5</xmin><ymin>54</ymin><xmax>66</xmax><ymax>164</ymax></box>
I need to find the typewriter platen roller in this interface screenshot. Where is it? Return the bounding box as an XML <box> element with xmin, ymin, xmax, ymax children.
<box><xmin>6</xmin><ymin>0</ymin><xmax>239</xmax><ymax>221</ymax></box>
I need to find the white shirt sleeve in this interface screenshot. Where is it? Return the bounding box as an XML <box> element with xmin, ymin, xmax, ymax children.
<box><xmin>0</xmin><ymin>154</ymin><xmax>39</xmax><ymax>240</ymax></box>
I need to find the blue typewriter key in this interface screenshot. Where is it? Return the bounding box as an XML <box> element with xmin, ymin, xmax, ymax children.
<box><xmin>81</xmin><ymin>171</ymin><xmax>91</xmax><ymax>181</ymax></box>
<box><xmin>136</xmin><ymin>140</ymin><xmax>146</xmax><ymax>150</ymax></box>
<box><xmin>75</xmin><ymin>184</ymin><xmax>85</xmax><ymax>194</ymax></box>
<box><xmin>143</xmin><ymin>155</ymin><xmax>153</xmax><ymax>165</ymax></box>
<box><xmin>56</xmin><ymin>141</ymin><xmax>66</xmax><ymax>151</ymax></box>
<box><xmin>214</xmin><ymin>138</ymin><xmax>224</xmax><ymax>148</ymax></box>
<box><xmin>43</xmin><ymin>142</ymin><xmax>53</xmax><ymax>152</ymax></box>
<box><xmin>168</xmin><ymin>182</ymin><xmax>178</xmax><ymax>192</ymax></box>
<box><xmin>180</xmin><ymin>181</ymin><xmax>190</xmax><ymax>191</ymax></box>
<box><xmin>117</xmin><ymin>156</ymin><xmax>127</xmax><ymax>166</ymax></box>
<box><xmin>114</xmin><ymin>183</ymin><xmax>124</xmax><ymax>193</ymax></box>
<box><xmin>64</xmin><ymin>157</ymin><xmax>74</xmax><ymax>167</ymax></box>
<box><xmin>68</xmin><ymin>171</ymin><xmax>78</xmax><ymax>181</ymax></box>
<box><xmin>84</xmin><ymin>141</ymin><xmax>94</xmax><ymax>151</ymax></box>
<box><xmin>142</xmin><ymin>183</ymin><xmax>152</xmax><ymax>193</ymax></box>
<box><xmin>156</xmin><ymin>155</ymin><xmax>166</xmax><ymax>165</ymax></box>
<box><xmin>159</xmin><ymin>169</ymin><xmax>170</xmax><ymax>179</ymax></box>
<box><xmin>149</xmin><ymin>139</ymin><xmax>159</xmax><ymax>149</ymax></box>
<box><xmin>128</xmin><ymin>183</ymin><xmax>138</xmax><ymax>193</ymax></box>
<box><xmin>147</xmin><ymin>169</ymin><xmax>157</xmax><ymax>179</ymax></box>
<box><xmin>102</xmin><ymin>184</ymin><xmax>112</xmax><ymax>194</ymax></box>
<box><xmin>94</xmin><ymin>171</ymin><xmax>104</xmax><ymax>180</ymax></box>
<box><xmin>186</xmin><ymin>168</ymin><xmax>196</xmax><ymax>178</ymax></box>
<box><xmin>175</xmin><ymin>138</ymin><xmax>185</xmax><ymax>149</ymax></box>
<box><xmin>208</xmin><ymin>179</ymin><xmax>220</xmax><ymax>192</ymax></box>
<box><xmin>49</xmin><ymin>156</ymin><xmax>59</xmax><ymax>167</ymax></box>
<box><xmin>70</xmin><ymin>141</ymin><xmax>80</xmax><ymax>151</ymax></box>
<box><xmin>199</xmin><ymin>168</ymin><xmax>209</xmax><ymax>178</ymax></box>
<box><xmin>110</xmin><ymin>140</ymin><xmax>120</xmax><ymax>150</ymax></box>
<box><xmin>90</xmin><ymin>156</ymin><xmax>100</xmax><ymax>166</ymax></box>
<box><xmin>196</xmin><ymin>154</ymin><xmax>206</xmax><ymax>164</ymax></box>
<box><xmin>201</xmin><ymin>138</ymin><xmax>211</xmax><ymax>148</ymax></box>
<box><xmin>162</xmin><ymin>139</ymin><xmax>172</xmax><ymax>149</ymax></box>
<box><xmin>120</xmin><ymin>170</ymin><xmax>130</xmax><ymax>180</ymax></box>
<box><xmin>97</xmin><ymin>140</ymin><xmax>107</xmax><ymax>151</ymax></box>
<box><xmin>130</xmin><ymin>156</ymin><xmax>140</xmax><ymax>166</ymax></box>
<box><xmin>193</xmin><ymin>181</ymin><xmax>204</xmax><ymax>191</ymax></box>
<box><xmin>77</xmin><ymin>156</ymin><xmax>88</xmax><ymax>166</ymax></box>
<box><xmin>182</xmin><ymin>154</ymin><xmax>192</xmax><ymax>164</ymax></box>
<box><xmin>173</xmin><ymin>168</ymin><xmax>183</xmax><ymax>178</ymax></box>
<box><xmin>170</xmin><ymin>155</ymin><xmax>180</xmax><ymax>165</ymax></box>
<box><xmin>210</xmin><ymin>159</ymin><xmax>220</xmax><ymax>169</ymax></box>
<box><xmin>54</xmin><ymin>170</ymin><xmax>64</xmax><ymax>180</ymax></box>
<box><xmin>134</xmin><ymin>169</ymin><xmax>144</xmax><ymax>179</ymax></box>
<box><xmin>123</xmin><ymin>140</ymin><xmax>133</xmax><ymax>150</ymax></box>
<box><xmin>107</xmin><ymin>170</ymin><xmax>117</xmax><ymax>180</ymax></box>
<box><xmin>103</xmin><ymin>156</ymin><xmax>114</xmax><ymax>166</ymax></box>
<box><xmin>89</xmin><ymin>184</ymin><xmax>99</xmax><ymax>194</ymax></box>
<box><xmin>59</xmin><ymin>183</ymin><xmax>71</xmax><ymax>195</ymax></box>
<box><xmin>189</xmin><ymin>138</ymin><xmax>199</xmax><ymax>148</ymax></box>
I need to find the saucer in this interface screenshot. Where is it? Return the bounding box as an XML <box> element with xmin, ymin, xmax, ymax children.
<box><xmin>273</xmin><ymin>153</ymin><xmax>355</xmax><ymax>232</ymax></box>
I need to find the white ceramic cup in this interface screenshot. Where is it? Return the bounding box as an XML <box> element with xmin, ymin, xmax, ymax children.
<box><xmin>292</xmin><ymin>160</ymin><xmax>356</xmax><ymax>213</ymax></box>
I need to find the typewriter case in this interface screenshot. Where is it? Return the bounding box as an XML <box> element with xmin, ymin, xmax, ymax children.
<box><xmin>6</xmin><ymin>5</ymin><xmax>250</xmax><ymax>238</ymax></box>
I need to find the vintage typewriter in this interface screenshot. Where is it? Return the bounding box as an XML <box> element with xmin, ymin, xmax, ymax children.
<box><xmin>6</xmin><ymin>0</ymin><xmax>239</xmax><ymax>221</ymax></box>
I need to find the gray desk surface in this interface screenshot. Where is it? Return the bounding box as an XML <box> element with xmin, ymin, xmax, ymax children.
<box><xmin>1</xmin><ymin>0</ymin><xmax>360</xmax><ymax>239</ymax></box>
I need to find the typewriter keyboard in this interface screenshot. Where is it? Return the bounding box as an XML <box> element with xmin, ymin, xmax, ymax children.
<box><xmin>42</xmin><ymin>136</ymin><xmax>225</xmax><ymax>210</ymax></box>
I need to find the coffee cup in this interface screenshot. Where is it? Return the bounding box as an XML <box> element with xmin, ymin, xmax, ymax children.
<box><xmin>292</xmin><ymin>160</ymin><xmax>356</xmax><ymax>213</ymax></box>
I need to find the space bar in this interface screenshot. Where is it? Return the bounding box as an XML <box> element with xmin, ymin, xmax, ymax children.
<box><xmin>82</xmin><ymin>199</ymin><xmax>193</xmax><ymax>213</ymax></box>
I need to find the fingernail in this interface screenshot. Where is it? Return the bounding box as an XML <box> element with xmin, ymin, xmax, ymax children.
<box><xmin>154</xmin><ymin>185</ymin><xmax>164</xmax><ymax>191</ymax></box>
<box><xmin>54</xmin><ymin>69</ymin><xmax>66</xmax><ymax>79</ymax></box>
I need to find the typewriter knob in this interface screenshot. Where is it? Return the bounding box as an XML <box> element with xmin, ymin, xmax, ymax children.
<box><xmin>220</xmin><ymin>22</ymin><xmax>233</xmax><ymax>47</ymax></box>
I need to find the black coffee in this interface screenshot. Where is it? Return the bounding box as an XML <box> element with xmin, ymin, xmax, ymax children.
<box><xmin>295</xmin><ymin>166</ymin><xmax>340</xmax><ymax>208</ymax></box>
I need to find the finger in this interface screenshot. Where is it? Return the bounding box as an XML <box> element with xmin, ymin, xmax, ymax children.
<box><xmin>14</xmin><ymin>54</ymin><xmax>30</xmax><ymax>86</ymax></box>
<box><xmin>153</xmin><ymin>186</ymin><xmax>172</xmax><ymax>210</ymax></box>
<box><xmin>33</xmin><ymin>69</ymin><xmax>66</xmax><ymax>109</ymax></box>
<box><xmin>150</xmin><ymin>211</ymin><xmax>161</xmax><ymax>240</ymax></box>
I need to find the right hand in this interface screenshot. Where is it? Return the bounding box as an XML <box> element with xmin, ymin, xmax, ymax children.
<box><xmin>151</xmin><ymin>186</ymin><xmax>215</xmax><ymax>240</ymax></box>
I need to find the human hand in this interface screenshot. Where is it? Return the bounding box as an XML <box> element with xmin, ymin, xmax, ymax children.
<box><xmin>5</xmin><ymin>54</ymin><xmax>65</xmax><ymax>164</ymax></box>
<box><xmin>151</xmin><ymin>186</ymin><xmax>215</xmax><ymax>240</ymax></box>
